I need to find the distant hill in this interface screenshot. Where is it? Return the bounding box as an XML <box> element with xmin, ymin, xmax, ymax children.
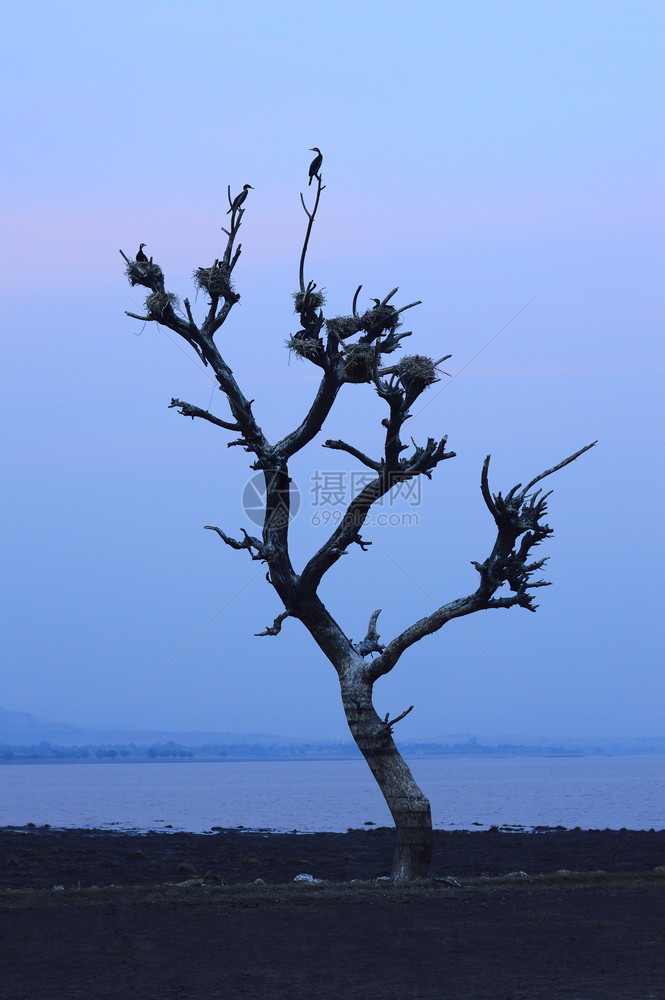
<box><xmin>2</xmin><ymin>709</ymin><xmax>662</xmax><ymax>757</ymax></box>
<box><xmin>0</xmin><ymin>708</ymin><xmax>89</xmax><ymax>745</ymax></box>
<box><xmin>0</xmin><ymin>708</ymin><xmax>299</xmax><ymax>748</ymax></box>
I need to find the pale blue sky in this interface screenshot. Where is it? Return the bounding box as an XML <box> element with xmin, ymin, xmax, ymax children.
<box><xmin>1</xmin><ymin>0</ymin><xmax>663</xmax><ymax>739</ymax></box>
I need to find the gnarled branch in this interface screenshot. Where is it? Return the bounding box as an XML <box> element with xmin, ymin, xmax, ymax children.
<box><xmin>255</xmin><ymin>610</ymin><xmax>291</xmax><ymax>637</ymax></box>
<box><xmin>169</xmin><ymin>398</ymin><xmax>239</xmax><ymax>432</ymax></box>
<box><xmin>204</xmin><ymin>525</ymin><xmax>266</xmax><ymax>561</ymax></box>
<box><xmin>380</xmin><ymin>705</ymin><xmax>414</xmax><ymax>736</ymax></box>
<box><xmin>354</xmin><ymin>609</ymin><xmax>385</xmax><ymax>657</ymax></box>
<box><xmin>367</xmin><ymin>443</ymin><xmax>597</xmax><ymax>680</ymax></box>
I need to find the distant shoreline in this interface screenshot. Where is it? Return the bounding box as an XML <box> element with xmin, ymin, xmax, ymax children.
<box><xmin>2</xmin><ymin>825</ymin><xmax>664</xmax><ymax>883</ymax></box>
<box><xmin>0</xmin><ymin>753</ymin><xmax>595</xmax><ymax>764</ymax></box>
<box><xmin>1</xmin><ymin>750</ymin><xmax>662</xmax><ymax>765</ymax></box>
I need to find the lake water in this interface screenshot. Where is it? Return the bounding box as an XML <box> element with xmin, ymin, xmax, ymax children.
<box><xmin>0</xmin><ymin>756</ymin><xmax>663</xmax><ymax>832</ymax></box>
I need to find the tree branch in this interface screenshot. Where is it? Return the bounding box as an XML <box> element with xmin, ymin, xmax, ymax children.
<box><xmin>354</xmin><ymin>609</ymin><xmax>385</xmax><ymax>656</ymax></box>
<box><xmin>367</xmin><ymin>443</ymin><xmax>597</xmax><ymax>680</ymax></box>
<box><xmin>255</xmin><ymin>610</ymin><xmax>291</xmax><ymax>637</ymax></box>
<box><xmin>518</xmin><ymin>441</ymin><xmax>598</xmax><ymax>498</ymax></box>
<box><xmin>299</xmin><ymin>476</ymin><xmax>388</xmax><ymax>592</ymax></box>
<box><xmin>121</xmin><ymin>250</ymin><xmax>195</xmax><ymax>341</ymax></box>
<box><xmin>380</xmin><ymin>705</ymin><xmax>414</xmax><ymax>736</ymax></box>
<box><xmin>190</xmin><ymin>339</ymin><xmax>270</xmax><ymax>460</ymax></box>
<box><xmin>299</xmin><ymin>172</ymin><xmax>325</xmax><ymax>294</ymax></box>
<box><xmin>274</xmin><ymin>368</ymin><xmax>342</xmax><ymax>459</ymax></box>
<box><xmin>204</xmin><ymin>525</ymin><xmax>266</xmax><ymax>561</ymax></box>
<box><xmin>323</xmin><ymin>439</ymin><xmax>382</xmax><ymax>471</ymax></box>
<box><xmin>183</xmin><ymin>298</ymin><xmax>196</xmax><ymax>328</ymax></box>
<box><xmin>127</xmin><ymin>225</ymin><xmax>263</xmax><ymax>457</ymax></box>
<box><xmin>300</xmin><ymin>429</ymin><xmax>453</xmax><ymax>593</ymax></box>
<box><xmin>198</xmin><ymin>205</ymin><xmax>245</xmax><ymax>337</ymax></box>
<box><xmin>169</xmin><ymin>398</ymin><xmax>240</xmax><ymax>432</ymax></box>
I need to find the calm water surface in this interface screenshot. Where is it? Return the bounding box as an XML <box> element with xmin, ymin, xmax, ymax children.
<box><xmin>0</xmin><ymin>756</ymin><xmax>663</xmax><ymax>832</ymax></box>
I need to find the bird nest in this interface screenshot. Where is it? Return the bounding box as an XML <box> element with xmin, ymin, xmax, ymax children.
<box><xmin>326</xmin><ymin>315</ymin><xmax>362</xmax><ymax>341</ymax></box>
<box><xmin>293</xmin><ymin>289</ymin><xmax>325</xmax><ymax>314</ymax></box>
<box><xmin>395</xmin><ymin>355</ymin><xmax>439</xmax><ymax>393</ymax></box>
<box><xmin>286</xmin><ymin>334</ymin><xmax>322</xmax><ymax>360</ymax></box>
<box><xmin>145</xmin><ymin>291</ymin><xmax>179</xmax><ymax>319</ymax></box>
<box><xmin>359</xmin><ymin>305</ymin><xmax>401</xmax><ymax>338</ymax></box>
<box><xmin>125</xmin><ymin>260</ymin><xmax>164</xmax><ymax>288</ymax></box>
<box><xmin>342</xmin><ymin>343</ymin><xmax>376</xmax><ymax>382</ymax></box>
<box><xmin>194</xmin><ymin>265</ymin><xmax>237</xmax><ymax>300</ymax></box>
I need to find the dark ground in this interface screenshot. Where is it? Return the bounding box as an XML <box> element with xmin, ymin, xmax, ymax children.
<box><xmin>1</xmin><ymin>826</ymin><xmax>664</xmax><ymax>999</ymax></box>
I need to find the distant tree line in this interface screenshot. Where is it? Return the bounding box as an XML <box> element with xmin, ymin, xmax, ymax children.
<box><xmin>0</xmin><ymin>738</ymin><xmax>613</xmax><ymax>763</ymax></box>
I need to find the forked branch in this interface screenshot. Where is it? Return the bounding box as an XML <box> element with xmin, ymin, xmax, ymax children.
<box><xmin>204</xmin><ymin>525</ymin><xmax>266</xmax><ymax>561</ymax></box>
<box><xmin>368</xmin><ymin>443</ymin><xmax>597</xmax><ymax>680</ymax></box>
<box><xmin>354</xmin><ymin>609</ymin><xmax>385</xmax><ymax>657</ymax></box>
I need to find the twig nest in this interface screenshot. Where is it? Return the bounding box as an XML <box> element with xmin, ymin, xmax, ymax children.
<box><xmin>342</xmin><ymin>343</ymin><xmax>376</xmax><ymax>382</ymax></box>
<box><xmin>286</xmin><ymin>334</ymin><xmax>322</xmax><ymax>360</ymax></box>
<box><xmin>293</xmin><ymin>289</ymin><xmax>325</xmax><ymax>314</ymax></box>
<box><xmin>395</xmin><ymin>354</ymin><xmax>438</xmax><ymax>394</ymax></box>
<box><xmin>125</xmin><ymin>260</ymin><xmax>163</xmax><ymax>288</ymax></box>
<box><xmin>145</xmin><ymin>291</ymin><xmax>179</xmax><ymax>319</ymax></box>
<box><xmin>326</xmin><ymin>315</ymin><xmax>362</xmax><ymax>341</ymax></box>
<box><xmin>193</xmin><ymin>265</ymin><xmax>237</xmax><ymax>301</ymax></box>
<box><xmin>359</xmin><ymin>305</ymin><xmax>401</xmax><ymax>339</ymax></box>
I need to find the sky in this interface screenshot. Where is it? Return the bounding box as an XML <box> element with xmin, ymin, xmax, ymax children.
<box><xmin>1</xmin><ymin>0</ymin><xmax>663</xmax><ymax>740</ymax></box>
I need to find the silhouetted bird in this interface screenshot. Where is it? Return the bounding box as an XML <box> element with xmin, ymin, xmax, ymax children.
<box><xmin>136</xmin><ymin>243</ymin><xmax>148</xmax><ymax>263</ymax></box>
<box><xmin>371</xmin><ymin>298</ymin><xmax>396</xmax><ymax>311</ymax></box>
<box><xmin>308</xmin><ymin>148</ymin><xmax>323</xmax><ymax>185</ymax></box>
<box><xmin>227</xmin><ymin>184</ymin><xmax>253</xmax><ymax>214</ymax></box>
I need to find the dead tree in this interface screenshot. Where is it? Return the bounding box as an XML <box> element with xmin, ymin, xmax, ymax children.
<box><xmin>121</xmin><ymin>164</ymin><xmax>595</xmax><ymax>883</ymax></box>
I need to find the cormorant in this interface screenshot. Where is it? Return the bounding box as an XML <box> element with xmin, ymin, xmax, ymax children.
<box><xmin>136</xmin><ymin>243</ymin><xmax>148</xmax><ymax>263</ymax></box>
<box><xmin>308</xmin><ymin>148</ymin><xmax>323</xmax><ymax>186</ymax></box>
<box><xmin>227</xmin><ymin>184</ymin><xmax>253</xmax><ymax>214</ymax></box>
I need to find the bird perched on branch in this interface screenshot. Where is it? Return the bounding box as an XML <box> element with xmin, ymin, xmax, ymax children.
<box><xmin>136</xmin><ymin>243</ymin><xmax>148</xmax><ymax>263</ymax></box>
<box><xmin>308</xmin><ymin>147</ymin><xmax>323</xmax><ymax>185</ymax></box>
<box><xmin>227</xmin><ymin>184</ymin><xmax>253</xmax><ymax>214</ymax></box>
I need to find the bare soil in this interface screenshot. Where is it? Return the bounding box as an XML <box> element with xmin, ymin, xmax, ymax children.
<box><xmin>1</xmin><ymin>826</ymin><xmax>663</xmax><ymax>999</ymax></box>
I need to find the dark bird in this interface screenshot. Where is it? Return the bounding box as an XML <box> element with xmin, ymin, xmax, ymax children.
<box><xmin>308</xmin><ymin>147</ymin><xmax>323</xmax><ymax>185</ymax></box>
<box><xmin>227</xmin><ymin>184</ymin><xmax>253</xmax><ymax>214</ymax></box>
<box><xmin>136</xmin><ymin>243</ymin><xmax>148</xmax><ymax>263</ymax></box>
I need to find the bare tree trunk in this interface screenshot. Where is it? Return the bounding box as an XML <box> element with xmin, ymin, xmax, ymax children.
<box><xmin>340</xmin><ymin>677</ymin><xmax>433</xmax><ymax>882</ymax></box>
